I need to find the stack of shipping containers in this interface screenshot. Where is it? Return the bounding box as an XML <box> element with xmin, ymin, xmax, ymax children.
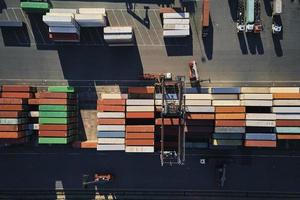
<box><xmin>125</xmin><ymin>87</ymin><xmax>155</xmax><ymax>153</ymax></box>
<box><xmin>241</xmin><ymin>87</ymin><xmax>276</xmax><ymax>147</ymax></box>
<box><xmin>184</xmin><ymin>93</ymin><xmax>214</xmax><ymax>149</ymax></box>
<box><xmin>212</xmin><ymin>87</ymin><xmax>244</xmax><ymax>147</ymax></box>
<box><xmin>29</xmin><ymin>86</ymin><xmax>77</xmax><ymax>144</ymax></box>
<box><xmin>75</xmin><ymin>8</ymin><xmax>107</xmax><ymax>27</ymax></box>
<box><xmin>103</xmin><ymin>26</ymin><xmax>134</xmax><ymax>45</ymax></box>
<box><xmin>272</xmin><ymin>88</ymin><xmax>300</xmax><ymax>141</ymax></box>
<box><xmin>0</xmin><ymin>85</ymin><xmax>34</xmax><ymax>146</ymax></box>
<box><xmin>162</xmin><ymin>11</ymin><xmax>190</xmax><ymax>37</ymax></box>
<box><xmin>96</xmin><ymin>93</ymin><xmax>126</xmax><ymax>151</ymax></box>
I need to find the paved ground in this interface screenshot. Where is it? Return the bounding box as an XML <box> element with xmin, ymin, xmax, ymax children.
<box><xmin>0</xmin><ymin>0</ymin><xmax>299</xmax><ymax>85</ymax></box>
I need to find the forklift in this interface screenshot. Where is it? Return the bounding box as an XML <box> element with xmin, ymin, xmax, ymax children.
<box><xmin>82</xmin><ymin>173</ymin><xmax>113</xmax><ymax>189</ymax></box>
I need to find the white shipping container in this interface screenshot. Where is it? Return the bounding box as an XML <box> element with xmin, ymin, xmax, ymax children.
<box><xmin>212</xmin><ymin>94</ymin><xmax>239</xmax><ymax>100</ymax></box>
<box><xmin>163</xmin><ymin>12</ymin><xmax>190</xmax><ymax>19</ymax></box>
<box><xmin>246</xmin><ymin>120</ymin><xmax>276</xmax><ymax>127</ymax></box>
<box><xmin>163</xmin><ymin>29</ymin><xmax>190</xmax><ymax>37</ymax></box>
<box><xmin>184</xmin><ymin>94</ymin><xmax>212</xmax><ymax>100</ymax></box>
<box><xmin>241</xmin><ymin>100</ymin><xmax>272</xmax><ymax>107</ymax></box>
<box><xmin>270</xmin><ymin>87</ymin><xmax>299</xmax><ymax>93</ymax></box>
<box><xmin>185</xmin><ymin>100</ymin><xmax>211</xmax><ymax>106</ymax></box>
<box><xmin>100</xmin><ymin>93</ymin><xmax>128</xmax><ymax>99</ymax></box>
<box><xmin>246</xmin><ymin>113</ymin><xmax>276</xmax><ymax>120</ymax></box>
<box><xmin>125</xmin><ymin>146</ymin><xmax>154</xmax><ymax>153</ymax></box>
<box><xmin>50</xmin><ymin>8</ymin><xmax>78</xmax><ymax>14</ymax></box>
<box><xmin>97</xmin><ymin>138</ymin><xmax>125</xmax><ymax>144</ymax></box>
<box><xmin>272</xmin><ymin>107</ymin><xmax>300</xmax><ymax>113</ymax></box>
<box><xmin>75</xmin><ymin>14</ymin><xmax>107</xmax><ymax>27</ymax></box>
<box><xmin>29</xmin><ymin>111</ymin><xmax>39</xmax><ymax>117</ymax></box>
<box><xmin>79</xmin><ymin>8</ymin><xmax>106</xmax><ymax>16</ymax></box>
<box><xmin>46</xmin><ymin>13</ymin><xmax>75</xmax><ymax>17</ymax></box>
<box><xmin>126</xmin><ymin>106</ymin><xmax>154</xmax><ymax>112</ymax></box>
<box><xmin>276</xmin><ymin>114</ymin><xmax>300</xmax><ymax>120</ymax></box>
<box><xmin>104</xmin><ymin>26</ymin><xmax>132</xmax><ymax>34</ymax></box>
<box><xmin>0</xmin><ymin>118</ymin><xmax>27</xmax><ymax>125</ymax></box>
<box><xmin>212</xmin><ymin>100</ymin><xmax>241</xmax><ymax>106</ymax></box>
<box><xmin>97</xmin><ymin>144</ymin><xmax>125</xmax><ymax>151</ymax></box>
<box><xmin>104</xmin><ymin>34</ymin><xmax>132</xmax><ymax>40</ymax></box>
<box><xmin>185</xmin><ymin>106</ymin><xmax>215</xmax><ymax>113</ymax></box>
<box><xmin>97</xmin><ymin>125</ymin><xmax>125</xmax><ymax>131</ymax></box>
<box><xmin>49</xmin><ymin>26</ymin><xmax>79</xmax><ymax>34</ymax></box>
<box><xmin>273</xmin><ymin>100</ymin><xmax>300</xmax><ymax>106</ymax></box>
<box><xmin>239</xmin><ymin>94</ymin><xmax>273</xmax><ymax>100</ymax></box>
<box><xmin>42</xmin><ymin>15</ymin><xmax>75</xmax><ymax>27</ymax></box>
<box><xmin>163</xmin><ymin>19</ymin><xmax>190</xmax><ymax>25</ymax></box>
<box><xmin>163</xmin><ymin>24</ymin><xmax>190</xmax><ymax>30</ymax></box>
<box><xmin>126</xmin><ymin>99</ymin><xmax>154</xmax><ymax>106</ymax></box>
<box><xmin>240</xmin><ymin>87</ymin><xmax>270</xmax><ymax>93</ymax></box>
<box><xmin>97</xmin><ymin>112</ymin><xmax>125</xmax><ymax>119</ymax></box>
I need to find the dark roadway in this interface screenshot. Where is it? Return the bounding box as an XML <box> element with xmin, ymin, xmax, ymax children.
<box><xmin>1</xmin><ymin>147</ymin><xmax>300</xmax><ymax>192</ymax></box>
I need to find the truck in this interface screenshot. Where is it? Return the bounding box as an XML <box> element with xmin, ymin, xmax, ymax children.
<box><xmin>202</xmin><ymin>0</ymin><xmax>210</xmax><ymax>38</ymax></box>
<box><xmin>272</xmin><ymin>0</ymin><xmax>282</xmax><ymax>34</ymax></box>
<box><xmin>237</xmin><ymin>0</ymin><xmax>245</xmax><ymax>32</ymax></box>
<box><xmin>245</xmin><ymin>0</ymin><xmax>262</xmax><ymax>33</ymax></box>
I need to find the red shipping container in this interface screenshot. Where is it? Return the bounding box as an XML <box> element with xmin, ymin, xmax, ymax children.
<box><xmin>39</xmin><ymin>124</ymin><xmax>75</xmax><ymax>131</ymax></box>
<box><xmin>97</xmin><ymin>105</ymin><xmax>125</xmax><ymax>112</ymax></box>
<box><xmin>28</xmin><ymin>99</ymin><xmax>75</xmax><ymax>105</ymax></box>
<box><xmin>0</xmin><ymin>131</ymin><xmax>24</xmax><ymax>138</ymax></box>
<box><xmin>0</xmin><ymin>105</ymin><xmax>25</xmax><ymax>111</ymax></box>
<box><xmin>276</xmin><ymin>120</ymin><xmax>300</xmax><ymax>127</ymax></box>
<box><xmin>0</xmin><ymin>111</ymin><xmax>25</xmax><ymax>118</ymax></box>
<box><xmin>215</xmin><ymin>120</ymin><xmax>246</xmax><ymax>127</ymax></box>
<box><xmin>126</xmin><ymin>139</ymin><xmax>154</xmax><ymax>146</ymax></box>
<box><xmin>97</xmin><ymin>99</ymin><xmax>126</xmax><ymax>105</ymax></box>
<box><xmin>38</xmin><ymin>130</ymin><xmax>74</xmax><ymax>137</ymax></box>
<box><xmin>126</xmin><ymin>133</ymin><xmax>154</xmax><ymax>139</ymax></box>
<box><xmin>126</xmin><ymin>125</ymin><xmax>154</xmax><ymax>132</ymax></box>
<box><xmin>128</xmin><ymin>86</ymin><xmax>155</xmax><ymax>94</ymax></box>
<box><xmin>126</xmin><ymin>112</ymin><xmax>154</xmax><ymax>118</ymax></box>
<box><xmin>155</xmin><ymin>118</ymin><xmax>180</xmax><ymax>125</ymax></box>
<box><xmin>0</xmin><ymin>125</ymin><xmax>26</xmax><ymax>131</ymax></box>
<box><xmin>97</xmin><ymin>118</ymin><xmax>125</xmax><ymax>125</ymax></box>
<box><xmin>0</xmin><ymin>98</ymin><xmax>26</xmax><ymax>105</ymax></box>
<box><xmin>2</xmin><ymin>85</ymin><xmax>32</xmax><ymax>92</ymax></box>
<box><xmin>245</xmin><ymin>140</ymin><xmax>276</xmax><ymax>147</ymax></box>
<box><xmin>277</xmin><ymin>134</ymin><xmax>300</xmax><ymax>140</ymax></box>
<box><xmin>35</xmin><ymin>92</ymin><xmax>75</xmax><ymax>99</ymax></box>
<box><xmin>1</xmin><ymin>92</ymin><xmax>33</xmax><ymax>98</ymax></box>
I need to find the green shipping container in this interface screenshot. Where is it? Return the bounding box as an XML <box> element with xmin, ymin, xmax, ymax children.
<box><xmin>39</xmin><ymin>111</ymin><xmax>75</xmax><ymax>118</ymax></box>
<box><xmin>48</xmin><ymin>86</ymin><xmax>75</xmax><ymax>93</ymax></box>
<box><xmin>39</xmin><ymin>105</ymin><xmax>76</xmax><ymax>111</ymax></box>
<box><xmin>39</xmin><ymin>118</ymin><xmax>71</xmax><ymax>124</ymax></box>
<box><xmin>20</xmin><ymin>2</ymin><xmax>50</xmax><ymax>13</ymax></box>
<box><xmin>38</xmin><ymin>136</ymin><xmax>74</xmax><ymax>144</ymax></box>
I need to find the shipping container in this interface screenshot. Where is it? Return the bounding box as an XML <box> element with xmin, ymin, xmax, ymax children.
<box><xmin>46</xmin><ymin>13</ymin><xmax>75</xmax><ymax>17</ymax></box>
<box><xmin>277</xmin><ymin>134</ymin><xmax>300</xmax><ymax>140</ymax></box>
<box><xmin>50</xmin><ymin>8</ymin><xmax>78</xmax><ymax>14</ymax></box>
<box><xmin>163</xmin><ymin>18</ymin><xmax>190</xmax><ymax>25</ymax></box>
<box><xmin>239</xmin><ymin>94</ymin><xmax>273</xmax><ymax>100</ymax></box>
<box><xmin>185</xmin><ymin>100</ymin><xmax>211</xmax><ymax>106</ymax></box>
<box><xmin>0</xmin><ymin>131</ymin><xmax>24</xmax><ymax>139</ymax></box>
<box><xmin>97</xmin><ymin>144</ymin><xmax>125</xmax><ymax>151</ymax></box>
<box><xmin>126</xmin><ymin>139</ymin><xmax>154</xmax><ymax>146</ymax></box>
<box><xmin>39</xmin><ymin>118</ymin><xmax>75</xmax><ymax>125</ymax></box>
<box><xmin>0</xmin><ymin>124</ymin><xmax>26</xmax><ymax>131</ymax></box>
<box><xmin>98</xmin><ymin>138</ymin><xmax>125</xmax><ymax>144</ymax></box>
<box><xmin>97</xmin><ymin>105</ymin><xmax>125</xmax><ymax>112</ymax></box>
<box><xmin>163</xmin><ymin>24</ymin><xmax>190</xmax><ymax>30</ymax></box>
<box><xmin>104</xmin><ymin>26</ymin><xmax>132</xmax><ymax>34</ymax></box>
<box><xmin>246</xmin><ymin>120</ymin><xmax>276</xmax><ymax>127</ymax></box>
<box><xmin>35</xmin><ymin>92</ymin><xmax>75</xmax><ymax>99</ymax></box>
<box><xmin>246</xmin><ymin>113</ymin><xmax>276</xmax><ymax>120</ymax></box>
<box><xmin>275</xmin><ymin>127</ymin><xmax>300</xmax><ymax>133</ymax></box>
<box><xmin>215</xmin><ymin>113</ymin><xmax>245</xmax><ymax>120</ymax></box>
<box><xmin>270</xmin><ymin>87</ymin><xmax>299</xmax><ymax>93</ymax></box>
<box><xmin>39</xmin><ymin>124</ymin><xmax>76</xmax><ymax>131</ymax></box>
<box><xmin>272</xmin><ymin>107</ymin><xmax>300</xmax><ymax>113</ymax></box>
<box><xmin>241</xmin><ymin>100</ymin><xmax>272</xmax><ymax>107</ymax></box>
<box><xmin>0</xmin><ymin>98</ymin><xmax>26</xmax><ymax>104</ymax></box>
<box><xmin>39</xmin><ymin>105</ymin><xmax>75</xmax><ymax>111</ymax></box>
<box><xmin>97</xmin><ymin>118</ymin><xmax>125</xmax><ymax>125</ymax></box>
<box><xmin>0</xmin><ymin>111</ymin><xmax>25</xmax><ymax>118</ymax></box>
<box><xmin>185</xmin><ymin>106</ymin><xmax>214</xmax><ymax>113</ymax></box>
<box><xmin>72</xmin><ymin>141</ymin><xmax>97</xmax><ymax>148</ymax></box>
<box><xmin>213</xmin><ymin>139</ymin><xmax>243</xmax><ymax>146</ymax></box>
<box><xmin>211</xmin><ymin>87</ymin><xmax>241</xmax><ymax>94</ymax></box>
<box><xmin>1</xmin><ymin>85</ymin><xmax>32</xmax><ymax>92</ymax></box>
<box><xmin>273</xmin><ymin>100</ymin><xmax>300</xmax><ymax>106</ymax></box>
<box><xmin>97</xmin><ymin>99</ymin><xmax>126</xmax><ymax>105</ymax></box>
<box><xmin>29</xmin><ymin>99</ymin><xmax>75</xmax><ymax>105</ymax></box>
<box><xmin>163</xmin><ymin>12</ymin><xmax>189</xmax><ymax>19</ymax></box>
<box><xmin>202</xmin><ymin>0</ymin><xmax>210</xmax><ymax>27</ymax></box>
<box><xmin>49</xmin><ymin>33</ymin><xmax>80</xmax><ymax>42</ymax></box>
<box><xmin>126</xmin><ymin>99</ymin><xmax>154</xmax><ymax>106</ymax></box>
<box><xmin>183</xmin><ymin>94</ymin><xmax>212</xmax><ymax>100</ymax></box>
<box><xmin>215</xmin><ymin>127</ymin><xmax>245</xmax><ymax>133</ymax></box>
<box><xmin>276</xmin><ymin>114</ymin><xmax>300</xmax><ymax>120</ymax></box>
<box><xmin>212</xmin><ymin>133</ymin><xmax>244</xmax><ymax>140</ymax></box>
<box><xmin>79</xmin><ymin>8</ymin><xmax>106</xmax><ymax>15</ymax></box>
<box><xmin>38</xmin><ymin>136</ymin><xmax>74</xmax><ymax>144</ymax></box>
<box><xmin>211</xmin><ymin>94</ymin><xmax>239</xmax><ymax>100</ymax></box>
<box><xmin>245</xmin><ymin>133</ymin><xmax>276</xmax><ymax>140</ymax></box>
<box><xmin>0</xmin><ymin>105</ymin><xmax>25</xmax><ymax>111</ymax></box>
<box><xmin>155</xmin><ymin>118</ymin><xmax>180</xmax><ymax>125</ymax></box>
<box><xmin>49</xmin><ymin>26</ymin><xmax>79</xmax><ymax>34</ymax></box>
<box><xmin>163</xmin><ymin>29</ymin><xmax>190</xmax><ymax>37</ymax></box>
<box><xmin>215</xmin><ymin>120</ymin><xmax>245</xmax><ymax>127</ymax></box>
<box><xmin>276</xmin><ymin>120</ymin><xmax>300</xmax><ymax>127</ymax></box>
<box><xmin>126</xmin><ymin>125</ymin><xmax>154</xmax><ymax>132</ymax></box>
<box><xmin>215</xmin><ymin>106</ymin><xmax>245</xmax><ymax>113</ymax></box>
<box><xmin>244</xmin><ymin>140</ymin><xmax>276</xmax><ymax>147</ymax></box>
<box><xmin>126</xmin><ymin>112</ymin><xmax>154</xmax><ymax>118</ymax></box>
<box><xmin>20</xmin><ymin>2</ymin><xmax>50</xmax><ymax>13</ymax></box>
<box><xmin>126</xmin><ymin>106</ymin><xmax>154</xmax><ymax>112</ymax></box>
<box><xmin>97</xmin><ymin>131</ymin><xmax>125</xmax><ymax>138</ymax></box>
<box><xmin>126</xmin><ymin>133</ymin><xmax>154</xmax><ymax>139</ymax></box>
<box><xmin>100</xmin><ymin>93</ymin><xmax>128</xmax><ymax>99</ymax></box>
<box><xmin>0</xmin><ymin>118</ymin><xmax>27</xmax><ymax>125</ymax></box>
<box><xmin>273</xmin><ymin>93</ymin><xmax>300</xmax><ymax>99</ymax></box>
<box><xmin>125</xmin><ymin>146</ymin><xmax>154</xmax><ymax>152</ymax></box>
<box><xmin>97</xmin><ymin>112</ymin><xmax>125</xmax><ymax>119</ymax></box>
<box><xmin>97</xmin><ymin>125</ymin><xmax>125</xmax><ymax>131</ymax></box>
<box><xmin>39</xmin><ymin>130</ymin><xmax>75</xmax><ymax>137</ymax></box>
<box><xmin>212</xmin><ymin>100</ymin><xmax>241</xmax><ymax>106</ymax></box>
<box><xmin>42</xmin><ymin>15</ymin><xmax>75</xmax><ymax>27</ymax></box>
<box><xmin>186</xmin><ymin>113</ymin><xmax>215</xmax><ymax>120</ymax></box>
<box><xmin>128</xmin><ymin>87</ymin><xmax>155</xmax><ymax>94</ymax></box>
<box><xmin>75</xmin><ymin>14</ymin><xmax>107</xmax><ymax>27</ymax></box>
<box><xmin>39</xmin><ymin>111</ymin><xmax>75</xmax><ymax>118</ymax></box>
<box><xmin>240</xmin><ymin>87</ymin><xmax>270</xmax><ymax>93</ymax></box>
<box><xmin>48</xmin><ymin>86</ymin><xmax>75</xmax><ymax>93</ymax></box>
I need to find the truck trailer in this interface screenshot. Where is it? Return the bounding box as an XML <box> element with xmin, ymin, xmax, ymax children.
<box><xmin>272</xmin><ymin>0</ymin><xmax>282</xmax><ymax>34</ymax></box>
<box><xmin>202</xmin><ymin>0</ymin><xmax>210</xmax><ymax>37</ymax></box>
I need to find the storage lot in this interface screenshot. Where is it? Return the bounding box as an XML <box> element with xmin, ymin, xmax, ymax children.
<box><xmin>0</xmin><ymin>8</ymin><xmax>188</xmax><ymax>47</ymax></box>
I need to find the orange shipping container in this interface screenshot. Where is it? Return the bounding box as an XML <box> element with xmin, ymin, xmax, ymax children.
<box><xmin>126</xmin><ymin>125</ymin><xmax>154</xmax><ymax>132</ymax></box>
<box><xmin>97</xmin><ymin>118</ymin><xmax>125</xmax><ymax>125</ymax></box>
<box><xmin>0</xmin><ymin>125</ymin><xmax>26</xmax><ymax>131</ymax></box>
<box><xmin>1</xmin><ymin>92</ymin><xmax>33</xmax><ymax>98</ymax></box>
<box><xmin>245</xmin><ymin>140</ymin><xmax>276</xmax><ymax>147</ymax></box>
<box><xmin>186</xmin><ymin>114</ymin><xmax>215</xmax><ymax>120</ymax></box>
<box><xmin>215</xmin><ymin>120</ymin><xmax>246</xmax><ymax>127</ymax></box>
<box><xmin>215</xmin><ymin>113</ymin><xmax>245</xmax><ymax>120</ymax></box>
<box><xmin>277</xmin><ymin>134</ymin><xmax>300</xmax><ymax>140</ymax></box>
<box><xmin>0</xmin><ymin>111</ymin><xmax>24</xmax><ymax>118</ymax></box>
<box><xmin>97</xmin><ymin>99</ymin><xmax>126</xmax><ymax>105</ymax></box>
<box><xmin>126</xmin><ymin>133</ymin><xmax>154</xmax><ymax>139</ymax></box>
<box><xmin>276</xmin><ymin>120</ymin><xmax>300</xmax><ymax>127</ymax></box>
<box><xmin>38</xmin><ymin>130</ymin><xmax>74</xmax><ymax>137</ymax></box>
<box><xmin>155</xmin><ymin>118</ymin><xmax>180</xmax><ymax>125</ymax></box>
<box><xmin>0</xmin><ymin>105</ymin><xmax>25</xmax><ymax>111</ymax></box>
<box><xmin>97</xmin><ymin>105</ymin><xmax>125</xmax><ymax>112</ymax></box>
<box><xmin>273</xmin><ymin>93</ymin><xmax>300</xmax><ymax>99</ymax></box>
<box><xmin>0</xmin><ymin>98</ymin><xmax>26</xmax><ymax>105</ymax></box>
<box><xmin>72</xmin><ymin>141</ymin><xmax>97</xmax><ymax>148</ymax></box>
<box><xmin>215</xmin><ymin>106</ymin><xmax>246</xmax><ymax>113</ymax></box>
<box><xmin>126</xmin><ymin>139</ymin><xmax>154</xmax><ymax>146</ymax></box>
<box><xmin>39</xmin><ymin>124</ymin><xmax>75</xmax><ymax>131</ymax></box>
<box><xmin>0</xmin><ymin>131</ymin><xmax>24</xmax><ymax>138</ymax></box>
<box><xmin>126</xmin><ymin>112</ymin><xmax>154</xmax><ymax>118</ymax></box>
<box><xmin>2</xmin><ymin>85</ymin><xmax>32</xmax><ymax>92</ymax></box>
<box><xmin>128</xmin><ymin>86</ymin><xmax>155</xmax><ymax>94</ymax></box>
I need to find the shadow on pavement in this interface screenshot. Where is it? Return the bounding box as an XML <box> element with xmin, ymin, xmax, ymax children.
<box><xmin>272</xmin><ymin>33</ymin><xmax>283</xmax><ymax>57</ymax></box>
<box><xmin>1</xmin><ymin>24</ymin><xmax>30</xmax><ymax>47</ymax></box>
<box><xmin>202</xmin><ymin>15</ymin><xmax>213</xmax><ymax>60</ymax></box>
<box><xmin>245</xmin><ymin>32</ymin><xmax>264</xmax><ymax>55</ymax></box>
<box><xmin>27</xmin><ymin>13</ymin><xmax>50</xmax><ymax>47</ymax></box>
<box><xmin>164</xmin><ymin>34</ymin><xmax>193</xmax><ymax>56</ymax></box>
<box><xmin>127</xmin><ymin>6</ymin><xmax>150</xmax><ymax>29</ymax></box>
<box><xmin>237</xmin><ymin>32</ymin><xmax>248</xmax><ymax>55</ymax></box>
<box><xmin>0</xmin><ymin>0</ymin><xmax>6</xmax><ymax>13</ymax></box>
<box><xmin>228</xmin><ymin>0</ymin><xmax>238</xmax><ymax>21</ymax></box>
<box><xmin>263</xmin><ymin>0</ymin><xmax>273</xmax><ymax>17</ymax></box>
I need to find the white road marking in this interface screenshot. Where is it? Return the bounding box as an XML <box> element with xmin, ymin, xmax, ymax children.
<box><xmin>112</xmin><ymin>10</ymin><xmax>120</xmax><ymax>26</ymax></box>
<box><xmin>136</xmin><ymin>10</ymin><xmax>154</xmax><ymax>45</ymax></box>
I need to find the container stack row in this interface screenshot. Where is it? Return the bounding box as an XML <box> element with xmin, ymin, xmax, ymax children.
<box><xmin>104</xmin><ymin>26</ymin><xmax>134</xmax><ymax>45</ymax></box>
<box><xmin>29</xmin><ymin>86</ymin><xmax>78</xmax><ymax>144</ymax></box>
<box><xmin>96</xmin><ymin>94</ymin><xmax>126</xmax><ymax>151</ymax></box>
<box><xmin>0</xmin><ymin>85</ymin><xmax>35</xmax><ymax>146</ymax></box>
<box><xmin>125</xmin><ymin>87</ymin><xmax>155</xmax><ymax>153</ymax></box>
<box><xmin>162</xmin><ymin>11</ymin><xmax>190</xmax><ymax>37</ymax></box>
